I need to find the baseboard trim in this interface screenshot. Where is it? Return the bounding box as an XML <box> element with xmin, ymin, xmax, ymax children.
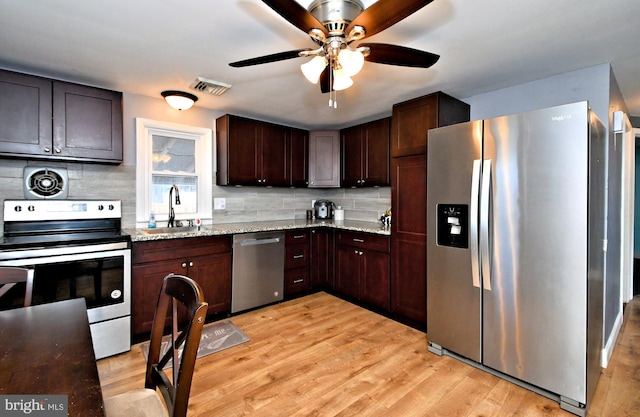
<box><xmin>601</xmin><ymin>310</ymin><xmax>623</xmax><ymax>368</ymax></box>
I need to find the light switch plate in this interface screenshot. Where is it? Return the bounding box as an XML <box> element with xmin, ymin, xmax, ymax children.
<box><xmin>214</xmin><ymin>198</ymin><xmax>226</xmax><ymax>210</ymax></box>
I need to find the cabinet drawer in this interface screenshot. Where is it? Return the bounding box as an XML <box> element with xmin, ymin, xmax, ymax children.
<box><xmin>285</xmin><ymin>267</ymin><xmax>310</xmax><ymax>294</ymax></box>
<box><xmin>133</xmin><ymin>236</ymin><xmax>232</xmax><ymax>264</ymax></box>
<box><xmin>285</xmin><ymin>243</ymin><xmax>309</xmax><ymax>269</ymax></box>
<box><xmin>285</xmin><ymin>229</ymin><xmax>310</xmax><ymax>244</ymax></box>
<box><xmin>335</xmin><ymin>231</ymin><xmax>389</xmax><ymax>253</ymax></box>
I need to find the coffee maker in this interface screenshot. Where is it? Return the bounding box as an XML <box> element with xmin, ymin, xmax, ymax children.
<box><xmin>313</xmin><ymin>200</ymin><xmax>334</xmax><ymax>219</ymax></box>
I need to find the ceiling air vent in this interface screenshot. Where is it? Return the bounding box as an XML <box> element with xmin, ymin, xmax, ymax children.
<box><xmin>190</xmin><ymin>77</ymin><xmax>231</xmax><ymax>96</ymax></box>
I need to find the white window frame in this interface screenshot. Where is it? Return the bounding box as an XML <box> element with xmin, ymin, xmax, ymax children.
<box><xmin>136</xmin><ymin>118</ymin><xmax>212</xmax><ymax>227</ymax></box>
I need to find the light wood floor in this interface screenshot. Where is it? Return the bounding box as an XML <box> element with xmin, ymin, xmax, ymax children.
<box><xmin>98</xmin><ymin>292</ymin><xmax>640</xmax><ymax>416</ymax></box>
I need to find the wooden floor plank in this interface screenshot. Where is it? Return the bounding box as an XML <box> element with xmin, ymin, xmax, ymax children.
<box><xmin>98</xmin><ymin>292</ymin><xmax>640</xmax><ymax>416</ymax></box>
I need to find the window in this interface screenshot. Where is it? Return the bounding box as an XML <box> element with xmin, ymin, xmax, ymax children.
<box><xmin>136</xmin><ymin>118</ymin><xmax>212</xmax><ymax>227</ymax></box>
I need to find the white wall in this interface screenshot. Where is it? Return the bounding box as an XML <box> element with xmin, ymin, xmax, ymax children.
<box><xmin>466</xmin><ymin>63</ymin><xmax>611</xmax><ymax>123</ymax></box>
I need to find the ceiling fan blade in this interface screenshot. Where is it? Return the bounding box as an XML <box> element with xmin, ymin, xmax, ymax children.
<box><xmin>319</xmin><ymin>66</ymin><xmax>332</xmax><ymax>93</ymax></box>
<box><xmin>345</xmin><ymin>0</ymin><xmax>434</xmax><ymax>40</ymax></box>
<box><xmin>362</xmin><ymin>43</ymin><xmax>440</xmax><ymax>68</ymax></box>
<box><xmin>229</xmin><ymin>49</ymin><xmax>312</xmax><ymax>67</ymax></box>
<box><xmin>262</xmin><ymin>0</ymin><xmax>328</xmax><ymax>37</ymax></box>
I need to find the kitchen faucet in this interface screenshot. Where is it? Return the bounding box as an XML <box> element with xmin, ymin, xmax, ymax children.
<box><xmin>168</xmin><ymin>184</ymin><xmax>181</xmax><ymax>227</ymax></box>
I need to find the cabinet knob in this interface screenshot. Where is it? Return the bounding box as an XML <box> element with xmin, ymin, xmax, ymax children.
<box><xmin>54</xmin><ymin>147</ymin><xmax>62</xmax><ymax>154</ymax></box>
<box><xmin>44</xmin><ymin>147</ymin><xmax>51</xmax><ymax>153</ymax></box>
<box><xmin>181</xmin><ymin>262</ymin><xmax>187</xmax><ymax>268</ymax></box>
<box><xmin>189</xmin><ymin>261</ymin><xmax>194</xmax><ymax>267</ymax></box>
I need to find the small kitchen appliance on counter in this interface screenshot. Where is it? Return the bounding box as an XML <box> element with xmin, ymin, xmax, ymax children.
<box><xmin>314</xmin><ymin>200</ymin><xmax>334</xmax><ymax>219</ymax></box>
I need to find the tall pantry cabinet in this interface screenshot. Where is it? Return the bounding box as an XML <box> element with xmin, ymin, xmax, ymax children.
<box><xmin>390</xmin><ymin>92</ymin><xmax>469</xmax><ymax>328</ymax></box>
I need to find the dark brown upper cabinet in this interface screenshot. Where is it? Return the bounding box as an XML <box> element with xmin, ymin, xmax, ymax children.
<box><xmin>216</xmin><ymin>114</ymin><xmax>309</xmax><ymax>187</ymax></box>
<box><xmin>0</xmin><ymin>69</ymin><xmax>123</xmax><ymax>164</ymax></box>
<box><xmin>289</xmin><ymin>128</ymin><xmax>309</xmax><ymax>188</ymax></box>
<box><xmin>341</xmin><ymin>117</ymin><xmax>390</xmax><ymax>187</ymax></box>
<box><xmin>390</xmin><ymin>92</ymin><xmax>470</xmax><ymax>158</ymax></box>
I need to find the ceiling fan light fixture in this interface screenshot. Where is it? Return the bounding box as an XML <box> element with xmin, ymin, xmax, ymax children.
<box><xmin>332</xmin><ymin>68</ymin><xmax>353</xmax><ymax>91</ymax></box>
<box><xmin>338</xmin><ymin>48</ymin><xmax>364</xmax><ymax>76</ymax></box>
<box><xmin>161</xmin><ymin>90</ymin><xmax>198</xmax><ymax>111</ymax></box>
<box><xmin>301</xmin><ymin>56</ymin><xmax>328</xmax><ymax>84</ymax></box>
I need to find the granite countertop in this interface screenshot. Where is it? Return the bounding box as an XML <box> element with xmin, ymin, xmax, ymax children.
<box><xmin>126</xmin><ymin>219</ymin><xmax>391</xmax><ymax>242</ymax></box>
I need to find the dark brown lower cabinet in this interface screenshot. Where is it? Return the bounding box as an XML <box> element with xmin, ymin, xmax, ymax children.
<box><xmin>310</xmin><ymin>228</ymin><xmax>334</xmax><ymax>290</ymax></box>
<box><xmin>284</xmin><ymin>230</ymin><xmax>311</xmax><ymax>296</ymax></box>
<box><xmin>335</xmin><ymin>231</ymin><xmax>390</xmax><ymax>311</ymax></box>
<box><xmin>131</xmin><ymin>236</ymin><xmax>232</xmax><ymax>337</ymax></box>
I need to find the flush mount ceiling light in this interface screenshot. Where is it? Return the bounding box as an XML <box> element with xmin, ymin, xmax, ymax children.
<box><xmin>229</xmin><ymin>0</ymin><xmax>440</xmax><ymax>109</ymax></box>
<box><xmin>161</xmin><ymin>90</ymin><xmax>198</xmax><ymax>111</ymax></box>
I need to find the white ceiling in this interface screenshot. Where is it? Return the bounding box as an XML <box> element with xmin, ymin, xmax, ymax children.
<box><xmin>1</xmin><ymin>0</ymin><xmax>639</xmax><ymax>130</ymax></box>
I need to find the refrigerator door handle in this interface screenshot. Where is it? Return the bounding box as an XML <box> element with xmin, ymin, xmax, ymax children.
<box><xmin>470</xmin><ymin>159</ymin><xmax>482</xmax><ymax>288</ymax></box>
<box><xmin>480</xmin><ymin>159</ymin><xmax>492</xmax><ymax>291</ymax></box>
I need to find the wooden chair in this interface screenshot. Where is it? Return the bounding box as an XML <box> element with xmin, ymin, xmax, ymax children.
<box><xmin>0</xmin><ymin>266</ymin><xmax>34</xmax><ymax>307</ymax></box>
<box><xmin>104</xmin><ymin>273</ymin><xmax>208</xmax><ymax>417</ymax></box>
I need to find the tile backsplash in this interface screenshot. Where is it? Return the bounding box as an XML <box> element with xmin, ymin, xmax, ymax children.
<box><xmin>0</xmin><ymin>160</ymin><xmax>391</xmax><ymax>232</ymax></box>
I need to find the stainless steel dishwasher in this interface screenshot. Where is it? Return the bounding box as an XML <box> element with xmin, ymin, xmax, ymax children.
<box><xmin>231</xmin><ymin>231</ymin><xmax>285</xmax><ymax>313</ymax></box>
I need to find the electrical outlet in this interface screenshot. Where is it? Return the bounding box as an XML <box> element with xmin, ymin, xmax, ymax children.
<box><xmin>214</xmin><ymin>198</ymin><xmax>226</xmax><ymax>210</ymax></box>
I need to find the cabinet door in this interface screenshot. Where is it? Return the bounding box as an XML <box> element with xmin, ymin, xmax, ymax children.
<box><xmin>362</xmin><ymin>117</ymin><xmax>390</xmax><ymax>186</ymax></box>
<box><xmin>227</xmin><ymin>116</ymin><xmax>260</xmax><ymax>185</ymax></box>
<box><xmin>390</xmin><ymin>154</ymin><xmax>427</xmax><ymax>325</ymax></box>
<box><xmin>0</xmin><ymin>70</ymin><xmax>52</xmax><ymax>157</ymax></box>
<box><xmin>289</xmin><ymin>128</ymin><xmax>309</xmax><ymax>187</ymax></box>
<box><xmin>188</xmin><ymin>253</ymin><xmax>232</xmax><ymax>316</ymax></box>
<box><xmin>361</xmin><ymin>250</ymin><xmax>390</xmax><ymax>311</ymax></box>
<box><xmin>335</xmin><ymin>244</ymin><xmax>361</xmax><ymax>299</ymax></box>
<box><xmin>308</xmin><ymin>131</ymin><xmax>340</xmax><ymax>187</ymax></box>
<box><xmin>132</xmin><ymin>260</ymin><xmax>188</xmax><ymax>336</ymax></box>
<box><xmin>391</xmin><ymin>92</ymin><xmax>470</xmax><ymax>158</ymax></box>
<box><xmin>311</xmin><ymin>228</ymin><xmax>334</xmax><ymax>289</ymax></box>
<box><xmin>52</xmin><ymin>81</ymin><xmax>123</xmax><ymax>162</ymax></box>
<box><xmin>391</xmin><ymin>94</ymin><xmax>438</xmax><ymax>157</ymax></box>
<box><xmin>260</xmin><ymin>122</ymin><xmax>288</xmax><ymax>186</ymax></box>
<box><xmin>341</xmin><ymin>125</ymin><xmax>363</xmax><ymax>187</ymax></box>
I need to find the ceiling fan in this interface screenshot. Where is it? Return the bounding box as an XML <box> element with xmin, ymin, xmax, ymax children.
<box><xmin>229</xmin><ymin>0</ymin><xmax>439</xmax><ymax>106</ymax></box>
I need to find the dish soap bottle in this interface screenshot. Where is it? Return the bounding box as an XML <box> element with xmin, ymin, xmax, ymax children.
<box><xmin>148</xmin><ymin>212</ymin><xmax>156</xmax><ymax>228</ymax></box>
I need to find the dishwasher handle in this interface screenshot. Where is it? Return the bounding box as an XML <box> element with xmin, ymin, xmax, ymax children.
<box><xmin>238</xmin><ymin>237</ymin><xmax>282</xmax><ymax>247</ymax></box>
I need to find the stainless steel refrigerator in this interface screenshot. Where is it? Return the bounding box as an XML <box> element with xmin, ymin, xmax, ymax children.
<box><xmin>426</xmin><ymin>101</ymin><xmax>605</xmax><ymax>416</ymax></box>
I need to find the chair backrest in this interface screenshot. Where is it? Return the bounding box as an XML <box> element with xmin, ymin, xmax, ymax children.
<box><xmin>0</xmin><ymin>267</ymin><xmax>35</xmax><ymax>307</ymax></box>
<box><xmin>145</xmin><ymin>273</ymin><xmax>208</xmax><ymax>417</ymax></box>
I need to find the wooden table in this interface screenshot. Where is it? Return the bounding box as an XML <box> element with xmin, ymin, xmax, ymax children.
<box><xmin>0</xmin><ymin>298</ymin><xmax>105</xmax><ymax>416</ymax></box>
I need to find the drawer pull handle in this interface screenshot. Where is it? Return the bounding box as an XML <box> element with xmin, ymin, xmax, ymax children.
<box><xmin>293</xmin><ymin>279</ymin><xmax>304</xmax><ymax>284</ymax></box>
<box><xmin>293</xmin><ymin>235</ymin><xmax>305</xmax><ymax>239</ymax></box>
<box><xmin>353</xmin><ymin>238</ymin><xmax>365</xmax><ymax>243</ymax></box>
<box><xmin>293</xmin><ymin>254</ymin><xmax>305</xmax><ymax>259</ymax></box>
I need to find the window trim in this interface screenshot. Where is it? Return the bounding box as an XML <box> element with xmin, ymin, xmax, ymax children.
<box><xmin>135</xmin><ymin>118</ymin><xmax>212</xmax><ymax>226</ymax></box>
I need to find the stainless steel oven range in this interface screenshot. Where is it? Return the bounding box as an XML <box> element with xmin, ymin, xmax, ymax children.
<box><xmin>0</xmin><ymin>199</ymin><xmax>131</xmax><ymax>360</ymax></box>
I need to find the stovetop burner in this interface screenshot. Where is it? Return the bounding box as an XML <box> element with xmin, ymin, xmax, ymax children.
<box><xmin>2</xmin><ymin>199</ymin><xmax>129</xmax><ymax>251</ymax></box>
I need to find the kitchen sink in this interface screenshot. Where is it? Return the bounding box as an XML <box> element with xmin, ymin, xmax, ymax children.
<box><xmin>141</xmin><ymin>226</ymin><xmax>200</xmax><ymax>235</ymax></box>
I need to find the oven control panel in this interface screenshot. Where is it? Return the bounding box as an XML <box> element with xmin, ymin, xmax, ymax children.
<box><xmin>3</xmin><ymin>200</ymin><xmax>122</xmax><ymax>221</ymax></box>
